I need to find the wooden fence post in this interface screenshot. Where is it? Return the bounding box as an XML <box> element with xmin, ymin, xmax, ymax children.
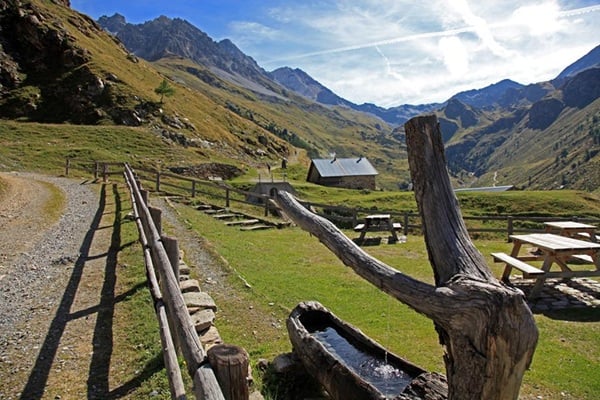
<box><xmin>507</xmin><ymin>216</ymin><xmax>514</xmax><ymax>242</ymax></box>
<box><xmin>225</xmin><ymin>189</ymin><xmax>230</xmax><ymax>208</ymax></box>
<box><xmin>140</xmin><ymin>190</ymin><xmax>149</xmax><ymax>206</ymax></box>
<box><xmin>65</xmin><ymin>158</ymin><xmax>70</xmax><ymax>176</ymax></box>
<box><xmin>149</xmin><ymin>206</ymin><xmax>162</xmax><ymax>235</ymax></box>
<box><xmin>192</xmin><ymin>180</ymin><xmax>196</xmax><ymax>198</ymax></box>
<box><xmin>162</xmin><ymin>236</ymin><xmax>180</xmax><ymax>283</ymax></box>
<box><xmin>156</xmin><ymin>171</ymin><xmax>161</xmax><ymax>192</ymax></box>
<box><xmin>207</xmin><ymin>344</ymin><xmax>249</xmax><ymax>400</ymax></box>
<box><xmin>403</xmin><ymin>212</ymin><xmax>409</xmax><ymax>236</ymax></box>
<box><xmin>94</xmin><ymin>162</ymin><xmax>99</xmax><ymax>180</ymax></box>
<box><xmin>103</xmin><ymin>163</ymin><xmax>108</xmax><ymax>182</ymax></box>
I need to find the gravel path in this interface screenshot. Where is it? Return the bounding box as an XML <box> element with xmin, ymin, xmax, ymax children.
<box><xmin>0</xmin><ymin>171</ymin><xmax>274</xmax><ymax>399</ymax></box>
<box><xmin>0</xmin><ymin>173</ymin><xmax>101</xmax><ymax>399</ymax></box>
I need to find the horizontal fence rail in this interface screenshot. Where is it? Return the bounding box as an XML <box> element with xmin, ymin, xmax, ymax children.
<box><xmin>123</xmin><ymin>164</ymin><xmax>226</xmax><ymax>400</ymax></box>
<box><xmin>71</xmin><ymin>158</ymin><xmax>600</xmax><ymax>242</ymax></box>
<box><xmin>69</xmin><ymin>158</ymin><xmax>599</xmax><ymax>397</ymax></box>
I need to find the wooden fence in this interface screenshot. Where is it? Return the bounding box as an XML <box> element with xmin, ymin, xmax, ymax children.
<box><xmin>123</xmin><ymin>164</ymin><xmax>230</xmax><ymax>400</ymax></box>
<box><xmin>67</xmin><ymin>158</ymin><xmax>600</xmax><ymax>242</ymax></box>
<box><xmin>65</xmin><ymin>159</ymin><xmax>600</xmax><ymax>398</ymax></box>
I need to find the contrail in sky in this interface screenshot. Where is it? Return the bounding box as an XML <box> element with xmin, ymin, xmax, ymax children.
<box><xmin>263</xmin><ymin>4</ymin><xmax>600</xmax><ymax>64</ymax></box>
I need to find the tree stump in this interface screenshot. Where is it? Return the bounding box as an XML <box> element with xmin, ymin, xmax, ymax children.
<box><xmin>207</xmin><ymin>344</ymin><xmax>250</xmax><ymax>400</ymax></box>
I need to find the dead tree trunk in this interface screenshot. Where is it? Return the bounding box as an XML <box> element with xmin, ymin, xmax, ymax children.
<box><xmin>274</xmin><ymin>115</ymin><xmax>538</xmax><ymax>400</ymax></box>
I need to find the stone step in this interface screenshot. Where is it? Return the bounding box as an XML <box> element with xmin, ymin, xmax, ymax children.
<box><xmin>240</xmin><ymin>224</ymin><xmax>273</xmax><ymax>231</ymax></box>
<box><xmin>225</xmin><ymin>219</ymin><xmax>260</xmax><ymax>226</ymax></box>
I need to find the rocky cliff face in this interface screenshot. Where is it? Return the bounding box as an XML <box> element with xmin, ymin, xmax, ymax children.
<box><xmin>562</xmin><ymin>67</ymin><xmax>600</xmax><ymax>109</ymax></box>
<box><xmin>97</xmin><ymin>14</ymin><xmax>279</xmax><ymax>97</ymax></box>
<box><xmin>526</xmin><ymin>97</ymin><xmax>565</xmax><ymax>130</ymax></box>
<box><xmin>0</xmin><ymin>0</ymin><xmax>144</xmax><ymax>124</ymax></box>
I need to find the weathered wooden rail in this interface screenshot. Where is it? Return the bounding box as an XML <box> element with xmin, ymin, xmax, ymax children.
<box><xmin>123</xmin><ymin>163</ymin><xmax>251</xmax><ymax>400</ymax></box>
<box><xmin>66</xmin><ymin>158</ymin><xmax>600</xmax><ymax>242</ymax></box>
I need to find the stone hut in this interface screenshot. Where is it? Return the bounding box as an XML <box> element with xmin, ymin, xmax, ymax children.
<box><xmin>306</xmin><ymin>157</ymin><xmax>378</xmax><ymax>190</ymax></box>
<box><xmin>246</xmin><ymin>182</ymin><xmax>296</xmax><ymax>205</ymax></box>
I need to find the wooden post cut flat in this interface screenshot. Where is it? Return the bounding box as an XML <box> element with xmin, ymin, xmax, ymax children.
<box><xmin>162</xmin><ymin>236</ymin><xmax>180</xmax><ymax>282</ymax></box>
<box><xmin>149</xmin><ymin>206</ymin><xmax>162</xmax><ymax>236</ymax></box>
<box><xmin>140</xmin><ymin>189</ymin><xmax>149</xmax><ymax>206</ymax></box>
<box><xmin>207</xmin><ymin>344</ymin><xmax>249</xmax><ymax>400</ymax></box>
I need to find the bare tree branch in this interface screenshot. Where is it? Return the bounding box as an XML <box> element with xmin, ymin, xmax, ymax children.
<box><xmin>275</xmin><ymin>190</ymin><xmax>456</xmax><ymax>322</ymax></box>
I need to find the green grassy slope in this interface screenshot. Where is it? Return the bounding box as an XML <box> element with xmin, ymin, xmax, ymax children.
<box><xmin>2</xmin><ymin>1</ymin><xmax>410</xmax><ymax>189</ymax></box>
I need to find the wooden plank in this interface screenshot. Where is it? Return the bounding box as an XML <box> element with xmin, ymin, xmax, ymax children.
<box><xmin>353</xmin><ymin>223</ymin><xmax>365</xmax><ymax>232</ymax></box>
<box><xmin>575</xmin><ymin>232</ymin><xmax>600</xmax><ymax>242</ymax></box>
<box><xmin>156</xmin><ymin>300</ymin><xmax>187</xmax><ymax>399</ymax></box>
<box><xmin>511</xmin><ymin>233</ymin><xmax>600</xmax><ymax>251</ymax></box>
<box><xmin>203</xmin><ymin>209</ymin><xmax>225</xmax><ymax>214</ymax></box>
<box><xmin>571</xmin><ymin>254</ymin><xmax>594</xmax><ymax>263</ymax></box>
<box><xmin>492</xmin><ymin>252</ymin><xmax>545</xmax><ymax>277</ymax></box>
<box><xmin>543</xmin><ymin>269</ymin><xmax>600</xmax><ymax>278</ymax></box>
<box><xmin>354</xmin><ymin>223</ymin><xmax>401</xmax><ymax>233</ymax></box>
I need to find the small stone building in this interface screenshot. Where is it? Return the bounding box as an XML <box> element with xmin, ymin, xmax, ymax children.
<box><xmin>306</xmin><ymin>157</ymin><xmax>378</xmax><ymax>190</ymax></box>
<box><xmin>246</xmin><ymin>182</ymin><xmax>296</xmax><ymax>204</ymax></box>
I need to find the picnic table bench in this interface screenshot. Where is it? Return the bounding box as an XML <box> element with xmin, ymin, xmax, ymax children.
<box><xmin>492</xmin><ymin>233</ymin><xmax>600</xmax><ymax>298</ymax></box>
<box><xmin>354</xmin><ymin>214</ymin><xmax>402</xmax><ymax>244</ymax></box>
<box><xmin>543</xmin><ymin>221</ymin><xmax>598</xmax><ymax>242</ymax></box>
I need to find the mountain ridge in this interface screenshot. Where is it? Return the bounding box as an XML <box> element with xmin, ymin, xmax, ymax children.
<box><xmin>96</xmin><ymin>13</ymin><xmax>600</xmax><ymax>130</ymax></box>
<box><xmin>1</xmin><ymin>2</ymin><xmax>599</xmax><ymax>192</ymax></box>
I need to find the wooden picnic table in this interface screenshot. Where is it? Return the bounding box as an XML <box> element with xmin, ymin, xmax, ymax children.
<box><xmin>492</xmin><ymin>233</ymin><xmax>600</xmax><ymax>298</ymax></box>
<box><xmin>353</xmin><ymin>214</ymin><xmax>401</xmax><ymax>244</ymax></box>
<box><xmin>543</xmin><ymin>221</ymin><xmax>598</xmax><ymax>242</ymax></box>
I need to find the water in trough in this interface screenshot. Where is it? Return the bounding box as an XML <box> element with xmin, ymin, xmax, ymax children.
<box><xmin>310</xmin><ymin>326</ymin><xmax>413</xmax><ymax>397</ymax></box>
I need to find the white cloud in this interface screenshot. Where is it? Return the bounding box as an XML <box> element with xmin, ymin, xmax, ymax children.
<box><xmin>228</xmin><ymin>1</ymin><xmax>600</xmax><ymax>105</ymax></box>
<box><xmin>510</xmin><ymin>1</ymin><xmax>562</xmax><ymax>36</ymax></box>
<box><xmin>228</xmin><ymin>21</ymin><xmax>281</xmax><ymax>45</ymax></box>
<box><xmin>438</xmin><ymin>36</ymin><xmax>469</xmax><ymax>77</ymax></box>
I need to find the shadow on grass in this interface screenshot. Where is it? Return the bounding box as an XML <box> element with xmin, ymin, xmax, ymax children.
<box><xmin>511</xmin><ymin>278</ymin><xmax>600</xmax><ymax>322</ymax></box>
<box><xmin>86</xmin><ymin>183</ymin><xmax>121</xmax><ymax>399</ymax></box>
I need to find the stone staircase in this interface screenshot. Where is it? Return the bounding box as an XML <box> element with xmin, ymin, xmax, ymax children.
<box><xmin>196</xmin><ymin>204</ymin><xmax>276</xmax><ymax>231</ymax></box>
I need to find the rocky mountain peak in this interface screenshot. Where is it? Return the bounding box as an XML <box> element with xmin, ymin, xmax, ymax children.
<box><xmin>443</xmin><ymin>98</ymin><xmax>478</xmax><ymax>128</ymax></box>
<box><xmin>269</xmin><ymin>67</ymin><xmax>327</xmax><ymax>100</ymax></box>
<box><xmin>97</xmin><ymin>13</ymin><xmax>127</xmax><ymax>34</ymax></box>
<box><xmin>554</xmin><ymin>44</ymin><xmax>600</xmax><ymax>83</ymax></box>
<box><xmin>96</xmin><ymin>14</ymin><xmax>273</xmax><ymax>92</ymax></box>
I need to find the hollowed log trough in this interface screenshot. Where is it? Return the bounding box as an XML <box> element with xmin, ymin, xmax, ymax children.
<box><xmin>287</xmin><ymin>301</ymin><xmax>447</xmax><ymax>400</ymax></box>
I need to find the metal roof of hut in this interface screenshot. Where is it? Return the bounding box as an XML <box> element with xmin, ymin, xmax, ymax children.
<box><xmin>308</xmin><ymin>157</ymin><xmax>378</xmax><ymax>178</ymax></box>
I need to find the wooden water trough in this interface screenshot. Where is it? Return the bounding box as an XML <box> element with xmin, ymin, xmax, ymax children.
<box><xmin>287</xmin><ymin>301</ymin><xmax>447</xmax><ymax>400</ymax></box>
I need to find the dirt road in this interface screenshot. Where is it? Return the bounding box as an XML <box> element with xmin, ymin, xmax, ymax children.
<box><xmin>0</xmin><ymin>173</ymin><xmax>132</xmax><ymax>399</ymax></box>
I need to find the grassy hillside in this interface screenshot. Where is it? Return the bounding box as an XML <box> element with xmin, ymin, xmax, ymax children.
<box><xmin>153</xmin><ymin>57</ymin><xmax>410</xmax><ymax>189</ymax></box>
<box><xmin>482</xmin><ymin>99</ymin><xmax>600</xmax><ymax>191</ymax></box>
<box><xmin>442</xmin><ymin>94</ymin><xmax>600</xmax><ymax>193</ymax></box>
<box><xmin>1</xmin><ymin>1</ymin><xmax>411</xmax><ymax>189</ymax></box>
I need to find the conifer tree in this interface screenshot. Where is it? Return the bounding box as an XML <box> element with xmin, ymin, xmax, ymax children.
<box><xmin>154</xmin><ymin>78</ymin><xmax>175</xmax><ymax>103</ymax></box>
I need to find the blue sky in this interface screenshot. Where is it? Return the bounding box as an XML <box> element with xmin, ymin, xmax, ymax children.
<box><xmin>70</xmin><ymin>1</ymin><xmax>600</xmax><ymax>107</ymax></box>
